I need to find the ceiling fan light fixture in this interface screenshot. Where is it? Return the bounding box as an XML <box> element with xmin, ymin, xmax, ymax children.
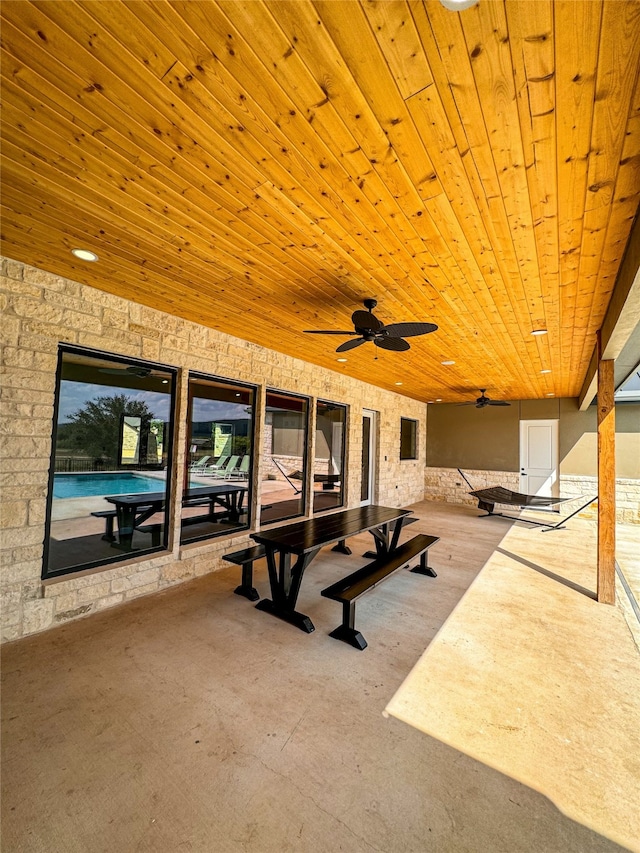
<box><xmin>71</xmin><ymin>248</ymin><xmax>98</xmax><ymax>262</ymax></box>
<box><xmin>439</xmin><ymin>0</ymin><xmax>479</xmax><ymax>10</ymax></box>
<box><xmin>531</xmin><ymin>329</ymin><xmax>548</xmax><ymax>336</ymax></box>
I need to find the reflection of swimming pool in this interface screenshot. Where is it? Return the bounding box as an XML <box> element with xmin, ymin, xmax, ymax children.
<box><xmin>53</xmin><ymin>472</ymin><xmax>170</xmax><ymax>499</ymax></box>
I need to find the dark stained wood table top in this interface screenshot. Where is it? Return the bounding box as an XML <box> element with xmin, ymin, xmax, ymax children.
<box><xmin>252</xmin><ymin>505</ymin><xmax>411</xmax><ymax>555</ymax></box>
<box><xmin>104</xmin><ymin>483</ymin><xmax>247</xmax><ymax>507</ymax></box>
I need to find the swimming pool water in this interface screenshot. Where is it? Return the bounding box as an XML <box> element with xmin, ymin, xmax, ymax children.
<box><xmin>53</xmin><ymin>472</ymin><xmax>173</xmax><ymax>499</ymax></box>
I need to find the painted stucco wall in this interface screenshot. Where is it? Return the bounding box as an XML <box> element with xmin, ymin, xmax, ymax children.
<box><xmin>426</xmin><ymin>397</ymin><xmax>640</xmax><ymax>477</ymax></box>
<box><xmin>424</xmin><ymin>399</ymin><xmax>640</xmax><ymax>524</ymax></box>
<box><xmin>0</xmin><ymin>258</ymin><xmax>426</xmax><ymax>641</ymax></box>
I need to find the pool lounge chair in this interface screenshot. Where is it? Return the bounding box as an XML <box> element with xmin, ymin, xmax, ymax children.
<box><xmin>189</xmin><ymin>455</ymin><xmax>211</xmax><ymax>471</ymax></box>
<box><xmin>208</xmin><ymin>455</ymin><xmax>240</xmax><ymax>479</ymax></box>
<box><xmin>205</xmin><ymin>455</ymin><xmax>229</xmax><ymax>475</ymax></box>
<box><xmin>229</xmin><ymin>455</ymin><xmax>250</xmax><ymax>479</ymax></box>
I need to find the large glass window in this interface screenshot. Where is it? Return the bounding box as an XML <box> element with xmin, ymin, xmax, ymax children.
<box><xmin>261</xmin><ymin>391</ymin><xmax>309</xmax><ymax>524</ymax></box>
<box><xmin>43</xmin><ymin>347</ymin><xmax>176</xmax><ymax>580</ymax></box>
<box><xmin>313</xmin><ymin>400</ymin><xmax>346</xmax><ymax>513</ymax></box>
<box><xmin>181</xmin><ymin>374</ymin><xmax>255</xmax><ymax>544</ymax></box>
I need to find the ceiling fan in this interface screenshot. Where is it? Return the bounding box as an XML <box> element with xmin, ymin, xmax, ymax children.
<box><xmin>304</xmin><ymin>298</ymin><xmax>437</xmax><ymax>353</ymax></box>
<box><xmin>458</xmin><ymin>389</ymin><xmax>511</xmax><ymax>409</ymax></box>
<box><xmin>98</xmin><ymin>365</ymin><xmax>152</xmax><ymax>378</ymax></box>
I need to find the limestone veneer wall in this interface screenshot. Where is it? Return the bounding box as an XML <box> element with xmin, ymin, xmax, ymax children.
<box><xmin>424</xmin><ymin>467</ymin><xmax>639</xmax><ymax>524</ymax></box>
<box><xmin>0</xmin><ymin>258</ymin><xmax>426</xmax><ymax>642</ymax></box>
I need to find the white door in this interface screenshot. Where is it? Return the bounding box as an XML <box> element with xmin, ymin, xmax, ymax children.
<box><xmin>519</xmin><ymin>419</ymin><xmax>559</xmax><ymax>497</ymax></box>
<box><xmin>360</xmin><ymin>410</ymin><xmax>377</xmax><ymax>506</ymax></box>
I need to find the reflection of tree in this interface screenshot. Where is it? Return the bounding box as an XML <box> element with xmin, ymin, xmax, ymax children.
<box><xmin>63</xmin><ymin>394</ymin><xmax>156</xmax><ymax>465</ymax></box>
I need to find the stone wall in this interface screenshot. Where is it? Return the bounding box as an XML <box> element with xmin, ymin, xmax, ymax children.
<box><xmin>0</xmin><ymin>257</ymin><xmax>427</xmax><ymax>641</ymax></box>
<box><xmin>424</xmin><ymin>466</ymin><xmax>639</xmax><ymax>524</ymax></box>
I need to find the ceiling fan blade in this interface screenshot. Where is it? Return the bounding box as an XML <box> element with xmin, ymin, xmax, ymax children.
<box><xmin>303</xmin><ymin>330</ymin><xmax>357</xmax><ymax>335</ymax></box>
<box><xmin>456</xmin><ymin>401</ymin><xmax>477</xmax><ymax>406</ymax></box>
<box><xmin>374</xmin><ymin>336</ymin><xmax>410</xmax><ymax>352</ymax></box>
<box><xmin>487</xmin><ymin>400</ymin><xmax>511</xmax><ymax>406</ymax></box>
<box><xmin>98</xmin><ymin>366</ymin><xmax>151</xmax><ymax>377</ymax></box>
<box><xmin>384</xmin><ymin>322</ymin><xmax>438</xmax><ymax>338</ymax></box>
<box><xmin>351</xmin><ymin>310</ymin><xmax>382</xmax><ymax>331</ymax></box>
<box><xmin>336</xmin><ymin>337</ymin><xmax>367</xmax><ymax>353</ymax></box>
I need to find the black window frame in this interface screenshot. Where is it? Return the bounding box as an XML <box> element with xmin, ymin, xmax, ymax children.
<box><xmin>400</xmin><ymin>417</ymin><xmax>418</xmax><ymax>461</ymax></box>
<box><xmin>181</xmin><ymin>371</ymin><xmax>258</xmax><ymax>545</ymax></box>
<box><xmin>42</xmin><ymin>345</ymin><xmax>178</xmax><ymax>581</ymax></box>
<box><xmin>313</xmin><ymin>398</ymin><xmax>347</xmax><ymax>514</ymax></box>
<box><xmin>261</xmin><ymin>388</ymin><xmax>310</xmax><ymax>524</ymax></box>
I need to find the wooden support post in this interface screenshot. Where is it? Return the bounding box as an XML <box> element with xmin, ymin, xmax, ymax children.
<box><xmin>597</xmin><ymin>334</ymin><xmax>616</xmax><ymax>604</ymax></box>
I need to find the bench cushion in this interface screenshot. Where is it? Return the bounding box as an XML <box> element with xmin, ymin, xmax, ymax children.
<box><xmin>322</xmin><ymin>534</ymin><xmax>439</xmax><ymax>603</ymax></box>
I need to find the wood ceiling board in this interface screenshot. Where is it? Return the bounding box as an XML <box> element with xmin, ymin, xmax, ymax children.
<box><xmin>2</xmin><ymin>0</ymin><xmax>639</xmax><ymax>403</ymax></box>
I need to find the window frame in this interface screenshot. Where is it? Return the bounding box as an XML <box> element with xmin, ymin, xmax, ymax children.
<box><xmin>313</xmin><ymin>398</ymin><xmax>347</xmax><ymax>514</ymax></box>
<box><xmin>400</xmin><ymin>417</ymin><xmax>418</xmax><ymax>461</ymax></box>
<box><xmin>42</xmin><ymin>345</ymin><xmax>178</xmax><ymax>581</ymax></box>
<box><xmin>180</xmin><ymin>370</ymin><xmax>258</xmax><ymax>545</ymax></box>
<box><xmin>261</xmin><ymin>388</ymin><xmax>311</xmax><ymax>524</ymax></box>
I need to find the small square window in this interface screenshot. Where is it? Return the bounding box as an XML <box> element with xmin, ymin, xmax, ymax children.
<box><xmin>400</xmin><ymin>418</ymin><xmax>417</xmax><ymax>460</ymax></box>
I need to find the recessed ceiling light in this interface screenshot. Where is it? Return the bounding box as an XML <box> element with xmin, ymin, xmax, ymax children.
<box><xmin>441</xmin><ymin>360</ymin><xmax>455</xmax><ymax>365</ymax></box>
<box><xmin>439</xmin><ymin>0</ymin><xmax>479</xmax><ymax>10</ymax></box>
<box><xmin>336</xmin><ymin>358</ymin><xmax>347</xmax><ymax>363</ymax></box>
<box><xmin>546</xmin><ymin>392</ymin><xmax>555</xmax><ymax>397</ymax></box>
<box><xmin>531</xmin><ymin>329</ymin><xmax>548</xmax><ymax>336</ymax></box>
<box><xmin>428</xmin><ymin>401</ymin><xmax>435</xmax><ymax>404</ymax></box>
<box><xmin>395</xmin><ymin>381</ymin><xmax>403</xmax><ymax>386</ymax></box>
<box><xmin>436</xmin><ymin>398</ymin><xmax>442</xmax><ymax>402</ymax></box>
<box><xmin>540</xmin><ymin>369</ymin><xmax>551</xmax><ymax>374</ymax></box>
<box><xmin>235</xmin><ymin>393</ymin><xmax>241</xmax><ymax>397</ymax></box>
<box><xmin>161</xmin><ymin>379</ymin><xmax>169</xmax><ymax>385</ymax></box>
<box><xmin>71</xmin><ymin>248</ymin><xmax>98</xmax><ymax>262</ymax></box>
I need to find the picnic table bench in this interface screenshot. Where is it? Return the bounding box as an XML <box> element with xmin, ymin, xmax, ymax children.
<box><xmin>321</xmin><ymin>533</ymin><xmax>439</xmax><ymax>649</ymax></box>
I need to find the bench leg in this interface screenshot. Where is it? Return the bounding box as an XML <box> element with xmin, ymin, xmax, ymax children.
<box><xmin>328</xmin><ymin>601</ymin><xmax>367</xmax><ymax>650</ymax></box>
<box><xmin>331</xmin><ymin>538</ymin><xmax>352</xmax><ymax>556</ymax></box>
<box><xmin>410</xmin><ymin>550</ymin><xmax>437</xmax><ymax>577</ymax></box>
<box><xmin>101</xmin><ymin>515</ymin><xmax>115</xmax><ymax>542</ymax></box>
<box><xmin>233</xmin><ymin>560</ymin><xmax>260</xmax><ymax>601</ymax></box>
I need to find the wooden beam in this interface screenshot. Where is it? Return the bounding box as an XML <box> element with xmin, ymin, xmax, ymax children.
<box><xmin>597</xmin><ymin>334</ymin><xmax>616</xmax><ymax>604</ymax></box>
<box><xmin>579</xmin><ymin>213</ymin><xmax>640</xmax><ymax>409</ymax></box>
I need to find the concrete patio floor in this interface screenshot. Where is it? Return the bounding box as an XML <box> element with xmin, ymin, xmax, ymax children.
<box><xmin>1</xmin><ymin>500</ymin><xmax>638</xmax><ymax>852</ymax></box>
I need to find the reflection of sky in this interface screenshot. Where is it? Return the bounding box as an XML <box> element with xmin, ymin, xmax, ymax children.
<box><xmin>58</xmin><ymin>381</ymin><xmax>172</xmax><ymax>423</ymax></box>
<box><xmin>192</xmin><ymin>399</ymin><xmax>252</xmax><ymax>421</ymax></box>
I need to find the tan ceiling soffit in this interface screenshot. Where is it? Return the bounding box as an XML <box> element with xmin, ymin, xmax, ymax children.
<box><xmin>579</xmin><ymin>213</ymin><xmax>640</xmax><ymax>410</ymax></box>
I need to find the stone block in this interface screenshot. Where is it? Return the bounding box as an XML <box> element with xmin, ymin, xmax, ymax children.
<box><xmin>93</xmin><ymin>593</ymin><xmax>124</xmax><ymax>611</ymax></box>
<box><xmin>1</xmin><ymin>259</ymin><xmax>24</xmax><ymax>280</ymax></box>
<box><xmin>76</xmin><ymin>582</ymin><xmax>111</xmax><ymax>605</ymax></box>
<box><xmin>0</xmin><ymin>501</ymin><xmax>28</xmax><ymax>529</ymax></box>
<box><xmin>110</xmin><ymin>567</ymin><xmax>160</xmax><ymax>593</ymax></box>
<box><xmin>52</xmin><ymin>592</ymin><xmax>78</xmax><ymax>612</ymax></box>
<box><xmin>124</xmin><ymin>581</ymin><xmax>160</xmax><ymax>600</ymax></box>
<box><xmin>1</xmin><ymin>623</ymin><xmax>22</xmax><ymax>642</ymax></box>
<box><xmin>54</xmin><ymin>604</ymin><xmax>92</xmax><ymax>623</ymax></box>
<box><xmin>0</xmin><ymin>525</ymin><xmax>43</xmax><ymax>548</ymax></box>
<box><xmin>22</xmin><ymin>599</ymin><xmax>54</xmax><ymax>635</ymax></box>
<box><xmin>0</xmin><ymin>316</ymin><xmax>21</xmax><ymax>345</ymax></box>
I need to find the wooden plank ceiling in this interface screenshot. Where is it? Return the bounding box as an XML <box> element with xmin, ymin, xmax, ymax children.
<box><xmin>2</xmin><ymin>0</ymin><xmax>639</xmax><ymax>403</ymax></box>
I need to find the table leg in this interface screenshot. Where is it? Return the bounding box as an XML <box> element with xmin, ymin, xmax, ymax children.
<box><xmin>112</xmin><ymin>505</ymin><xmax>137</xmax><ymax>551</ymax></box>
<box><xmin>331</xmin><ymin>539</ymin><xmax>352</xmax><ymax>555</ymax></box>
<box><xmin>255</xmin><ymin>548</ymin><xmax>318</xmax><ymax>633</ymax></box>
